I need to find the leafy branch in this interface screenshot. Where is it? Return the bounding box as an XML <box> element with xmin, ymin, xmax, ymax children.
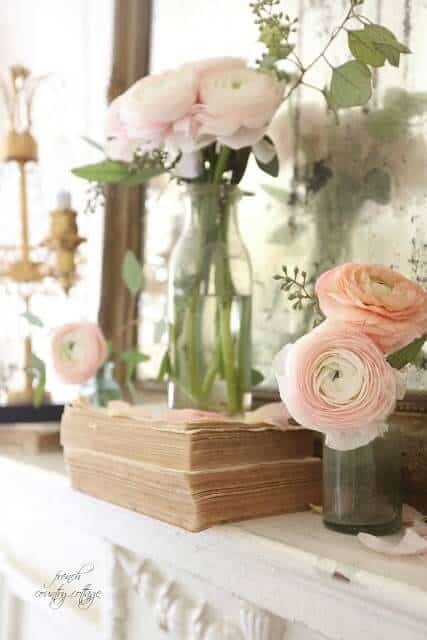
<box><xmin>274</xmin><ymin>266</ymin><xmax>324</xmax><ymax>324</ymax></box>
<box><xmin>251</xmin><ymin>0</ymin><xmax>411</xmax><ymax>111</ymax></box>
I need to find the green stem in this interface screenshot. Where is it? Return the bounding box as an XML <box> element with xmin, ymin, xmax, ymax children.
<box><xmin>219</xmin><ymin>302</ymin><xmax>239</xmax><ymax>414</ymax></box>
<box><xmin>201</xmin><ymin>339</ymin><xmax>220</xmax><ymax>398</ymax></box>
<box><xmin>186</xmin><ymin>291</ymin><xmax>200</xmax><ymax>399</ymax></box>
<box><xmin>213</xmin><ymin>146</ymin><xmax>231</xmax><ymax>183</ymax></box>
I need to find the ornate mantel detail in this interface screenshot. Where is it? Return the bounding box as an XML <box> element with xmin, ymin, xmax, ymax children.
<box><xmin>112</xmin><ymin>547</ymin><xmax>287</xmax><ymax>639</ymax></box>
<box><xmin>103</xmin><ymin>544</ymin><xmax>128</xmax><ymax>640</ymax></box>
<box><xmin>240</xmin><ymin>602</ymin><xmax>287</xmax><ymax>640</ymax></box>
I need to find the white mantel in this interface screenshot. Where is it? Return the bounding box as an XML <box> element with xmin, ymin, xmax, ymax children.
<box><xmin>0</xmin><ymin>449</ymin><xmax>426</xmax><ymax>640</ymax></box>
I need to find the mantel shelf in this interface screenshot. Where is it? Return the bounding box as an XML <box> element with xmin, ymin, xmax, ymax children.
<box><xmin>1</xmin><ymin>449</ymin><xmax>426</xmax><ymax>640</ymax></box>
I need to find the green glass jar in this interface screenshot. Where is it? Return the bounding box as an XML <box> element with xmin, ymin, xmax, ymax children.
<box><xmin>322</xmin><ymin>424</ymin><xmax>402</xmax><ymax>535</ymax></box>
<box><xmin>167</xmin><ymin>184</ymin><xmax>253</xmax><ymax>415</ymax></box>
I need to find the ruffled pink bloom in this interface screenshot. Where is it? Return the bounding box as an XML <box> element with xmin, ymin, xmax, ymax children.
<box><xmin>52</xmin><ymin>322</ymin><xmax>108</xmax><ymax>385</ymax></box>
<box><xmin>195</xmin><ymin>66</ymin><xmax>283</xmax><ymax>149</ymax></box>
<box><xmin>183</xmin><ymin>57</ymin><xmax>246</xmax><ymax>81</ymax></box>
<box><xmin>316</xmin><ymin>263</ymin><xmax>427</xmax><ymax>355</ymax></box>
<box><xmin>274</xmin><ymin>320</ymin><xmax>404</xmax><ymax>449</ymax></box>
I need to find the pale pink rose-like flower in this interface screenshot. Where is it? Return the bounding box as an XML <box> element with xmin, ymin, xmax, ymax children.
<box><xmin>316</xmin><ymin>263</ymin><xmax>427</xmax><ymax>355</ymax></box>
<box><xmin>195</xmin><ymin>67</ymin><xmax>284</xmax><ymax>149</ymax></box>
<box><xmin>52</xmin><ymin>322</ymin><xmax>108</xmax><ymax>385</ymax></box>
<box><xmin>108</xmin><ymin>68</ymin><xmax>200</xmax><ymax>156</ymax></box>
<box><xmin>120</xmin><ymin>67</ymin><xmax>197</xmax><ymax>138</ymax></box>
<box><xmin>274</xmin><ymin>321</ymin><xmax>404</xmax><ymax>450</ymax></box>
<box><xmin>183</xmin><ymin>57</ymin><xmax>246</xmax><ymax>81</ymax></box>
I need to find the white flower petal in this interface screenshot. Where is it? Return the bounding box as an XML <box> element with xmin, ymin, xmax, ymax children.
<box><xmin>173</xmin><ymin>151</ymin><xmax>203</xmax><ymax>179</ymax></box>
<box><xmin>358</xmin><ymin>528</ymin><xmax>427</xmax><ymax>556</ymax></box>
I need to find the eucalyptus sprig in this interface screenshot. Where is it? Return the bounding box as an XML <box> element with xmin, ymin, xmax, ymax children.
<box><xmin>251</xmin><ymin>0</ymin><xmax>297</xmax><ymax>79</ymax></box>
<box><xmin>274</xmin><ymin>265</ymin><xmax>324</xmax><ymax>324</ymax></box>
<box><xmin>251</xmin><ymin>0</ymin><xmax>411</xmax><ymax>111</ymax></box>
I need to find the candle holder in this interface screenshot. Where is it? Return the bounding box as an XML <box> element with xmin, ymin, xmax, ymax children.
<box><xmin>0</xmin><ymin>66</ymin><xmax>85</xmax><ymax>409</ymax></box>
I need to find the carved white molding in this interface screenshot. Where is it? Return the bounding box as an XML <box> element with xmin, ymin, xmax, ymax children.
<box><xmin>0</xmin><ymin>575</ymin><xmax>23</xmax><ymax>640</ymax></box>
<box><xmin>103</xmin><ymin>544</ymin><xmax>128</xmax><ymax>640</ymax></box>
<box><xmin>114</xmin><ymin>548</ymin><xmax>286</xmax><ymax>640</ymax></box>
<box><xmin>241</xmin><ymin>602</ymin><xmax>287</xmax><ymax>640</ymax></box>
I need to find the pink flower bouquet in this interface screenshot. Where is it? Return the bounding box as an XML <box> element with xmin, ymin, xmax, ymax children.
<box><xmin>274</xmin><ymin>263</ymin><xmax>427</xmax><ymax>450</ymax></box>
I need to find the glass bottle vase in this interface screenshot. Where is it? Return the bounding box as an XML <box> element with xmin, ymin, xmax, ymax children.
<box><xmin>167</xmin><ymin>184</ymin><xmax>252</xmax><ymax>415</ymax></box>
<box><xmin>322</xmin><ymin>424</ymin><xmax>402</xmax><ymax>535</ymax></box>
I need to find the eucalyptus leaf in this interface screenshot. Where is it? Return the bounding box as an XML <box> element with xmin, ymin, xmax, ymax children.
<box><xmin>229</xmin><ymin>146</ymin><xmax>251</xmax><ymax>184</ymax></box>
<box><xmin>94</xmin><ymin>364</ymin><xmax>122</xmax><ymax>407</ymax></box>
<box><xmin>122</xmin><ymin>250</ymin><xmax>144</xmax><ymax>295</ymax></box>
<box><xmin>387</xmin><ymin>336</ymin><xmax>426</xmax><ymax>370</ymax></box>
<box><xmin>120</xmin><ymin>349</ymin><xmax>149</xmax><ymax>385</ymax></box>
<box><xmin>375</xmin><ymin>43</ymin><xmax>400</xmax><ymax>67</ymax></box>
<box><xmin>364</xmin><ymin>24</ymin><xmax>411</xmax><ymax>54</ymax></box>
<box><xmin>255</xmin><ymin>136</ymin><xmax>279</xmax><ymax>177</ymax></box>
<box><xmin>72</xmin><ymin>160</ymin><xmax>165</xmax><ymax>185</ymax></box>
<box><xmin>251</xmin><ymin>369</ymin><xmax>264</xmax><ymax>386</ymax></box>
<box><xmin>21</xmin><ymin>311</ymin><xmax>44</xmax><ymax>328</ymax></box>
<box><xmin>29</xmin><ymin>353</ymin><xmax>46</xmax><ymax>408</ymax></box>
<box><xmin>329</xmin><ymin>61</ymin><xmax>372</xmax><ymax>109</ymax></box>
<box><xmin>348</xmin><ymin>30</ymin><xmax>386</xmax><ymax>67</ymax></box>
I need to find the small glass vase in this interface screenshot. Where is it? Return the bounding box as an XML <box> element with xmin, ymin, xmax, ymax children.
<box><xmin>322</xmin><ymin>424</ymin><xmax>402</xmax><ymax>535</ymax></box>
<box><xmin>167</xmin><ymin>184</ymin><xmax>252</xmax><ymax>415</ymax></box>
<box><xmin>79</xmin><ymin>362</ymin><xmax>122</xmax><ymax>408</ymax></box>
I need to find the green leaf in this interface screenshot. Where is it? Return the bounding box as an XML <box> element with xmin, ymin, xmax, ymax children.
<box><xmin>387</xmin><ymin>336</ymin><xmax>426</xmax><ymax>370</ymax></box>
<box><xmin>322</xmin><ymin>88</ymin><xmax>340</xmax><ymax>124</ymax></box>
<box><xmin>254</xmin><ymin>136</ymin><xmax>279</xmax><ymax>177</ymax></box>
<box><xmin>329</xmin><ymin>60</ymin><xmax>372</xmax><ymax>109</ymax></box>
<box><xmin>120</xmin><ymin>349</ymin><xmax>149</xmax><ymax>385</ymax></box>
<box><xmin>29</xmin><ymin>353</ymin><xmax>46</xmax><ymax>408</ymax></box>
<box><xmin>364</xmin><ymin>24</ymin><xmax>411</xmax><ymax>54</ymax></box>
<box><xmin>348</xmin><ymin>30</ymin><xmax>386</xmax><ymax>67</ymax></box>
<box><xmin>21</xmin><ymin>311</ymin><xmax>44</xmax><ymax>328</ymax></box>
<box><xmin>251</xmin><ymin>369</ymin><xmax>264</xmax><ymax>386</ymax></box>
<box><xmin>72</xmin><ymin>160</ymin><xmax>165</xmax><ymax>185</ymax></box>
<box><xmin>375</xmin><ymin>43</ymin><xmax>400</xmax><ymax>67</ymax></box>
<box><xmin>229</xmin><ymin>146</ymin><xmax>251</xmax><ymax>184</ymax></box>
<box><xmin>157</xmin><ymin>350</ymin><xmax>172</xmax><ymax>381</ymax></box>
<box><xmin>94</xmin><ymin>363</ymin><xmax>122</xmax><ymax>407</ymax></box>
<box><xmin>122</xmin><ymin>250</ymin><xmax>144</xmax><ymax>295</ymax></box>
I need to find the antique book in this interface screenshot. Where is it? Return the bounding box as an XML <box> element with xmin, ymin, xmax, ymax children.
<box><xmin>0</xmin><ymin>423</ymin><xmax>60</xmax><ymax>452</ymax></box>
<box><xmin>61</xmin><ymin>403</ymin><xmax>321</xmax><ymax>531</ymax></box>
<box><xmin>61</xmin><ymin>403</ymin><xmax>315</xmax><ymax>471</ymax></box>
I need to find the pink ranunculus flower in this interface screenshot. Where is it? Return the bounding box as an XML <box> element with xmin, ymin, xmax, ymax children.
<box><xmin>183</xmin><ymin>56</ymin><xmax>246</xmax><ymax>81</ymax></box>
<box><xmin>118</xmin><ymin>67</ymin><xmax>198</xmax><ymax>144</ymax></box>
<box><xmin>195</xmin><ymin>67</ymin><xmax>284</xmax><ymax>149</ymax></box>
<box><xmin>51</xmin><ymin>322</ymin><xmax>108</xmax><ymax>385</ymax></box>
<box><xmin>316</xmin><ymin>263</ymin><xmax>427</xmax><ymax>355</ymax></box>
<box><xmin>273</xmin><ymin>321</ymin><xmax>405</xmax><ymax>450</ymax></box>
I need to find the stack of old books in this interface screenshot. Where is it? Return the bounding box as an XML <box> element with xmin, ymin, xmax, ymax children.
<box><xmin>61</xmin><ymin>402</ymin><xmax>321</xmax><ymax>531</ymax></box>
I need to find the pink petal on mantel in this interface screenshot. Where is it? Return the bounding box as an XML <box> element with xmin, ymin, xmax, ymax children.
<box><xmin>106</xmin><ymin>400</ymin><xmax>293</xmax><ymax>428</ymax></box>
<box><xmin>244</xmin><ymin>402</ymin><xmax>291</xmax><ymax>429</ymax></box>
<box><xmin>402</xmin><ymin>503</ymin><xmax>425</xmax><ymax>526</ymax></box>
<box><xmin>358</xmin><ymin>529</ymin><xmax>427</xmax><ymax>556</ymax></box>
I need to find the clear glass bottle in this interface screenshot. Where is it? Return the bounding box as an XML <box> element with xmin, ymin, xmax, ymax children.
<box><xmin>79</xmin><ymin>362</ymin><xmax>122</xmax><ymax>408</ymax></box>
<box><xmin>323</xmin><ymin>424</ymin><xmax>402</xmax><ymax>535</ymax></box>
<box><xmin>167</xmin><ymin>184</ymin><xmax>252</xmax><ymax>414</ymax></box>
